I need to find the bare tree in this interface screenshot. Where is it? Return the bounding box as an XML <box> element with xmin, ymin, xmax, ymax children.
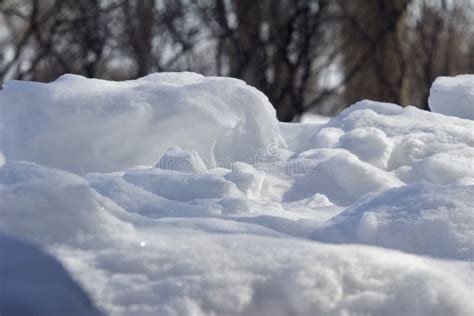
<box><xmin>407</xmin><ymin>0</ymin><xmax>474</xmax><ymax>109</ymax></box>
<box><xmin>338</xmin><ymin>0</ymin><xmax>411</xmax><ymax>108</ymax></box>
<box><xmin>122</xmin><ymin>0</ymin><xmax>154</xmax><ymax>77</ymax></box>
<box><xmin>1</xmin><ymin>0</ymin><xmax>472</xmax><ymax>117</ymax></box>
<box><xmin>193</xmin><ymin>0</ymin><xmax>334</xmax><ymax>121</ymax></box>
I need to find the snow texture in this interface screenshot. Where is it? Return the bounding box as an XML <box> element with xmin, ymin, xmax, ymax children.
<box><xmin>312</xmin><ymin>181</ymin><xmax>474</xmax><ymax>260</ymax></box>
<box><xmin>0</xmin><ymin>150</ymin><xmax>4</xmax><ymax>168</ymax></box>
<box><xmin>0</xmin><ymin>234</ymin><xmax>103</xmax><ymax>316</ymax></box>
<box><xmin>0</xmin><ymin>73</ymin><xmax>473</xmax><ymax>315</ymax></box>
<box><xmin>429</xmin><ymin>74</ymin><xmax>474</xmax><ymax>119</ymax></box>
<box><xmin>0</xmin><ymin>73</ymin><xmax>285</xmax><ymax>174</ymax></box>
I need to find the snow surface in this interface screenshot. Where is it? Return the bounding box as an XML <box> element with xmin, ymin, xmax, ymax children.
<box><xmin>300</xmin><ymin>112</ymin><xmax>331</xmax><ymax>124</ymax></box>
<box><xmin>0</xmin><ymin>233</ymin><xmax>103</xmax><ymax>316</ymax></box>
<box><xmin>1</xmin><ymin>73</ymin><xmax>473</xmax><ymax>315</ymax></box>
<box><xmin>313</xmin><ymin>181</ymin><xmax>474</xmax><ymax>260</ymax></box>
<box><xmin>0</xmin><ymin>150</ymin><xmax>4</xmax><ymax>168</ymax></box>
<box><xmin>429</xmin><ymin>74</ymin><xmax>474</xmax><ymax>119</ymax></box>
<box><xmin>0</xmin><ymin>73</ymin><xmax>285</xmax><ymax>174</ymax></box>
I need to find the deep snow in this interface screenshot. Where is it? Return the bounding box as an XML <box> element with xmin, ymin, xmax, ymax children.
<box><xmin>0</xmin><ymin>73</ymin><xmax>473</xmax><ymax>316</ymax></box>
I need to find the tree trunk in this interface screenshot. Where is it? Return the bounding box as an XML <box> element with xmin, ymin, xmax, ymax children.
<box><xmin>341</xmin><ymin>0</ymin><xmax>410</xmax><ymax>107</ymax></box>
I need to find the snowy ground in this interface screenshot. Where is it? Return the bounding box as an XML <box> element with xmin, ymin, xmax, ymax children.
<box><xmin>0</xmin><ymin>73</ymin><xmax>473</xmax><ymax>315</ymax></box>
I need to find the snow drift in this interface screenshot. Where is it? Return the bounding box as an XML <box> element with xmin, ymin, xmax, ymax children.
<box><xmin>0</xmin><ymin>73</ymin><xmax>285</xmax><ymax>174</ymax></box>
<box><xmin>0</xmin><ymin>73</ymin><xmax>473</xmax><ymax>315</ymax></box>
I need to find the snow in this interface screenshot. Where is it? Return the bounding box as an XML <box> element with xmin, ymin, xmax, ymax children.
<box><xmin>429</xmin><ymin>74</ymin><xmax>474</xmax><ymax>119</ymax></box>
<box><xmin>35</xmin><ymin>236</ymin><xmax>474</xmax><ymax>316</ymax></box>
<box><xmin>300</xmin><ymin>112</ymin><xmax>331</xmax><ymax>124</ymax></box>
<box><xmin>123</xmin><ymin>167</ymin><xmax>244</xmax><ymax>202</ymax></box>
<box><xmin>0</xmin><ymin>73</ymin><xmax>285</xmax><ymax>174</ymax></box>
<box><xmin>0</xmin><ymin>161</ymin><xmax>137</xmax><ymax>247</ymax></box>
<box><xmin>0</xmin><ymin>150</ymin><xmax>4</xmax><ymax>168</ymax></box>
<box><xmin>312</xmin><ymin>181</ymin><xmax>474</xmax><ymax>260</ymax></box>
<box><xmin>1</xmin><ymin>165</ymin><xmax>473</xmax><ymax>315</ymax></box>
<box><xmin>0</xmin><ymin>234</ymin><xmax>103</xmax><ymax>316</ymax></box>
<box><xmin>314</xmin><ymin>100</ymin><xmax>474</xmax><ymax>184</ymax></box>
<box><xmin>285</xmin><ymin>149</ymin><xmax>404</xmax><ymax>205</ymax></box>
<box><xmin>156</xmin><ymin>146</ymin><xmax>208</xmax><ymax>173</ymax></box>
<box><xmin>1</xmin><ymin>73</ymin><xmax>474</xmax><ymax>315</ymax></box>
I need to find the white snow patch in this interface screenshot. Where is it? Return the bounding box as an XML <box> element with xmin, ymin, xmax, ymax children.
<box><xmin>429</xmin><ymin>74</ymin><xmax>474</xmax><ymax>119</ymax></box>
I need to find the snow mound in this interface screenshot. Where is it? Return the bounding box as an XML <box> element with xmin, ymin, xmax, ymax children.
<box><xmin>224</xmin><ymin>162</ymin><xmax>265</xmax><ymax>198</ymax></box>
<box><xmin>307</xmin><ymin>100</ymin><xmax>474</xmax><ymax>186</ymax></box>
<box><xmin>285</xmin><ymin>149</ymin><xmax>403</xmax><ymax>205</ymax></box>
<box><xmin>0</xmin><ymin>161</ymin><xmax>136</xmax><ymax>247</ymax></box>
<box><xmin>0</xmin><ymin>73</ymin><xmax>285</xmax><ymax>174</ymax></box>
<box><xmin>123</xmin><ymin>167</ymin><xmax>244</xmax><ymax>202</ymax></box>
<box><xmin>156</xmin><ymin>146</ymin><xmax>208</xmax><ymax>173</ymax></box>
<box><xmin>87</xmin><ymin>172</ymin><xmax>213</xmax><ymax>218</ymax></box>
<box><xmin>313</xmin><ymin>182</ymin><xmax>474</xmax><ymax>260</ymax></box>
<box><xmin>429</xmin><ymin>75</ymin><xmax>474</xmax><ymax>119</ymax></box>
<box><xmin>0</xmin><ymin>234</ymin><xmax>103</xmax><ymax>316</ymax></box>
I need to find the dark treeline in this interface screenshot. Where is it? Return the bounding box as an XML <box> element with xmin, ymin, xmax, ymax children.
<box><xmin>1</xmin><ymin>0</ymin><xmax>473</xmax><ymax>121</ymax></box>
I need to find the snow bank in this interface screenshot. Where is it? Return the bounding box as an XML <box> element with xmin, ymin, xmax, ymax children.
<box><xmin>1</xmin><ymin>73</ymin><xmax>474</xmax><ymax>315</ymax></box>
<box><xmin>0</xmin><ymin>234</ymin><xmax>103</xmax><ymax>316</ymax></box>
<box><xmin>429</xmin><ymin>75</ymin><xmax>474</xmax><ymax>119</ymax></box>
<box><xmin>0</xmin><ymin>73</ymin><xmax>285</xmax><ymax>174</ymax></box>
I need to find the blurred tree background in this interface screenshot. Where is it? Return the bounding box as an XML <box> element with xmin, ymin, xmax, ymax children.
<box><xmin>0</xmin><ymin>0</ymin><xmax>473</xmax><ymax>121</ymax></box>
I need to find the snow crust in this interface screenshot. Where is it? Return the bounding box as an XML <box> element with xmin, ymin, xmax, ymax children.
<box><xmin>429</xmin><ymin>74</ymin><xmax>474</xmax><ymax>119</ymax></box>
<box><xmin>1</xmin><ymin>73</ymin><xmax>473</xmax><ymax>315</ymax></box>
